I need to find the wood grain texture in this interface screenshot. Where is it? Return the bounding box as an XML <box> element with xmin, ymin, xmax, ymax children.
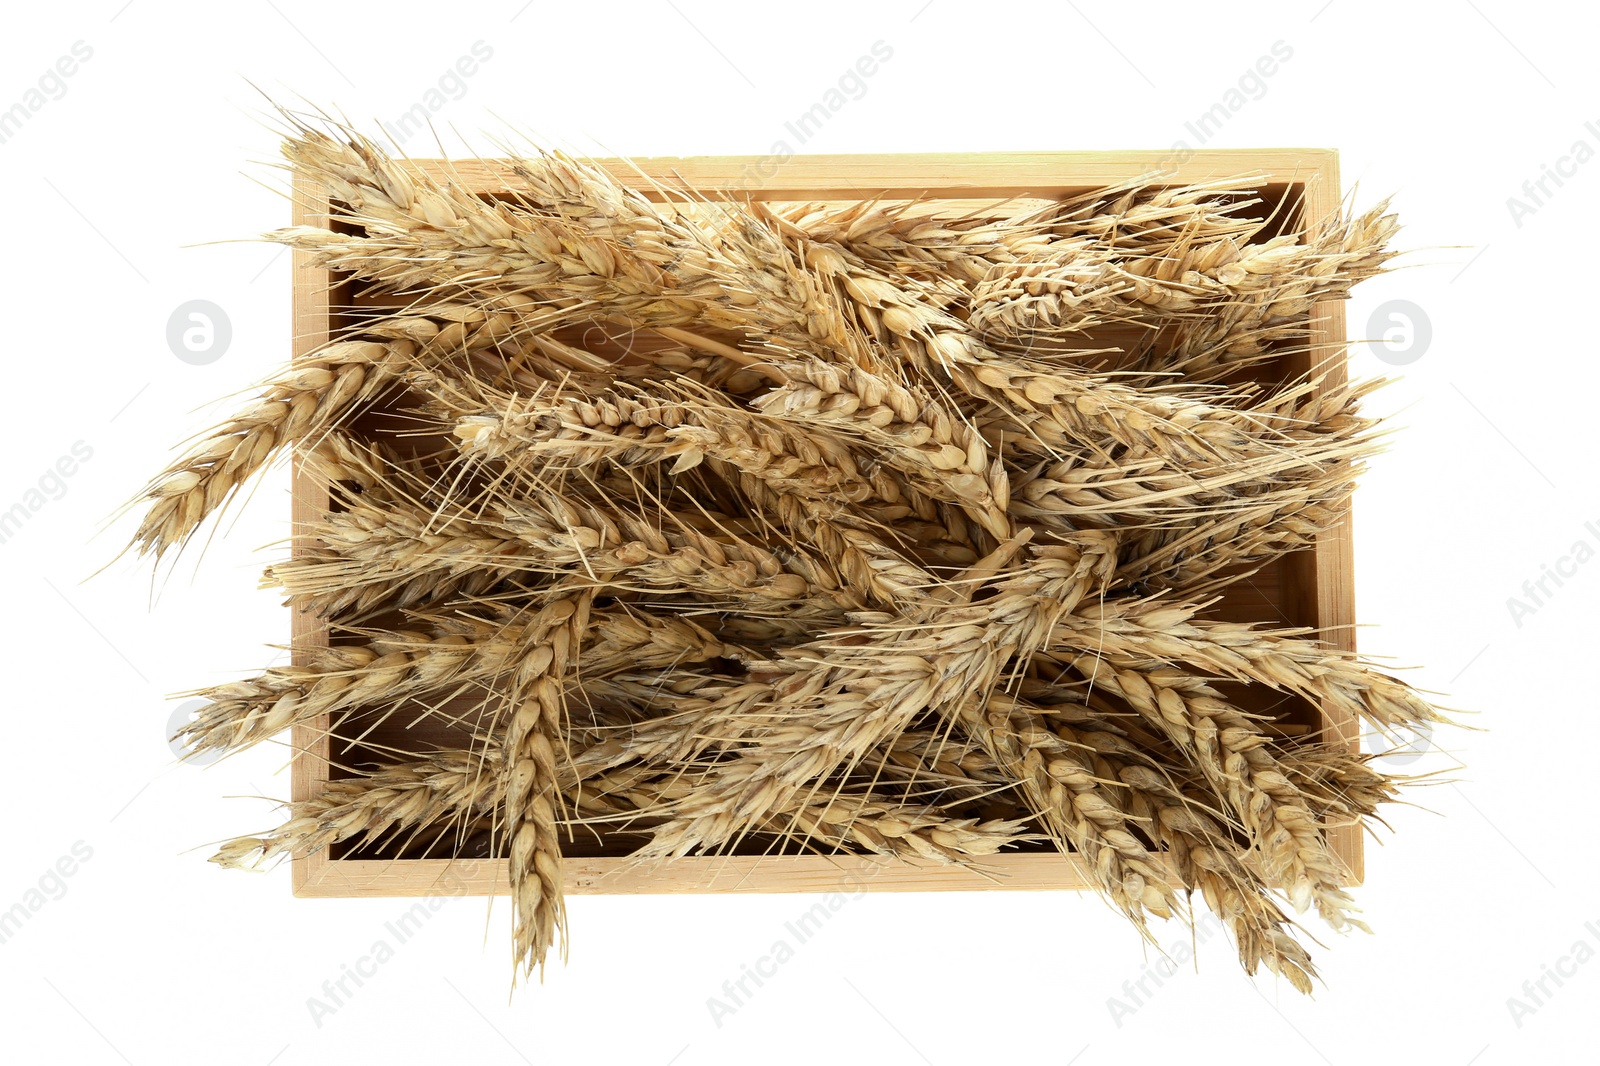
<box><xmin>423</xmin><ymin>148</ymin><xmax>1336</xmax><ymax>201</ymax></box>
<box><xmin>288</xmin><ymin>148</ymin><xmax>1361</xmax><ymax>898</ymax></box>
<box><xmin>296</xmin><ymin>853</ymin><xmax>1110</xmax><ymax>898</ymax></box>
<box><xmin>288</xmin><ymin>172</ymin><xmax>334</xmax><ymax>899</ymax></box>
<box><xmin>1299</xmin><ymin>151</ymin><xmax>1365</xmax><ymax>885</ymax></box>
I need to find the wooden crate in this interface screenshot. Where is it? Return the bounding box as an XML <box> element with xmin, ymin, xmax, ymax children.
<box><xmin>289</xmin><ymin>149</ymin><xmax>1357</xmax><ymax>898</ymax></box>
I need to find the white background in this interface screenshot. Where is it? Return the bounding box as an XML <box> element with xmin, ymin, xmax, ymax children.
<box><xmin>0</xmin><ymin>1</ymin><xmax>1593</xmax><ymax>1063</ymax></box>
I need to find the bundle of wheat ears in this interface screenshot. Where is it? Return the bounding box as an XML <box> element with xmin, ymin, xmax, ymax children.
<box><xmin>124</xmin><ymin>114</ymin><xmax>1450</xmax><ymax>993</ymax></box>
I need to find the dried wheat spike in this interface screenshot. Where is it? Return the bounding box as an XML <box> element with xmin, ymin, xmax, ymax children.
<box><xmin>209</xmin><ymin>750</ymin><xmax>500</xmax><ymax>870</ymax></box>
<box><xmin>501</xmin><ymin>591</ymin><xmax>593</xmax><ymax>980</ymax></box>
<box><xmin>125</xmin><ymin>302</ymin><xmax>527</xmax><ymax>563</ymax></box>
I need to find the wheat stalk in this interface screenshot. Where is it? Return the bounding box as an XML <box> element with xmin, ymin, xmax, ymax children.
<box><xmin>500</xmin><ymin>591</ymin><xmax>593</xmax><ymax>979</ymax></box>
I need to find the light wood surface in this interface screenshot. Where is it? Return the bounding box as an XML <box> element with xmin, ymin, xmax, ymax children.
<box><xmin>289</xmin><ymin>149</ymin><xmax>1359</xmax><ymax>897</ymax></box>
<box><xmin>289</xmin><ymin>172</ymin><xmax>333</xmax><ymax>899</ymax></box>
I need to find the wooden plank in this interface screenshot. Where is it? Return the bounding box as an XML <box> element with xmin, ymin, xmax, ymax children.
<box><xmin>423</xmin><ymin>148</ymin><xmax>1336</xmax><ymax>201</ymax></box>
<box><xmin>297</xmin><ymin>853</ymin><xmax>1106</xmax><ymax>898</ymax></box>
<box><xmin>288</xmin><ymin>172</ymin><xmax>335</xmax><ymax>899</ymax></box>
<box><xmin>290</xmin><ymin>149</ymin><xmax>1359</xmax><ymax>897</ymax></box>
<box><xmin>1299</xmin><ymin>151</ymin><xmax>1366</xmax><ymax>885</ymax></box>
